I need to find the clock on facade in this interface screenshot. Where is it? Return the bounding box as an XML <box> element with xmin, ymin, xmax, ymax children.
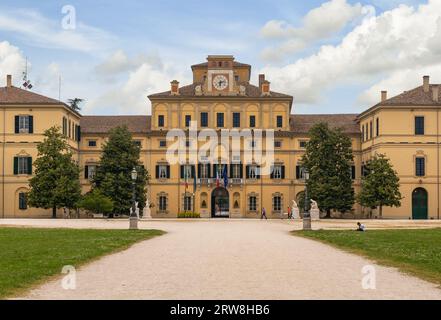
<box><xmin>213</xmin><ymin>75</ymin><xmax>228</xmax><ymax>91</ymax></box>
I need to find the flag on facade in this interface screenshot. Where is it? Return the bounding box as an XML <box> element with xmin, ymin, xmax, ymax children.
<box><xmin>223</xmin><ymin>164</ymin><xmax>228</xmax><ymax>188</ymax></box>
<box><xmin>216</xmin><ymin>168</ymin><xmax>220</xmax><ymax>188</ymax></box>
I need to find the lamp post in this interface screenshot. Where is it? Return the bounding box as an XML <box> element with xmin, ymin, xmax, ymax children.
<box><xmin>302</xmin><ymin>168</ymin><xmax>312</xmax><ymax>231</ymax></box>
<box><xmin>129</xmin><ymin>167</ymin><xmax>138</xmax><ymax>230</ymax></box>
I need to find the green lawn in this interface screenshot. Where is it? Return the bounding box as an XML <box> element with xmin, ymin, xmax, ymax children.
<box><xmin>0</xmin><ymin>227</ymin><xmax>164</xmax><ymax>299</ymax></box>
<box><xmin>294</xmin><ymin>228</ymin><xmax>441</xmax><ymax>286</ymax></box>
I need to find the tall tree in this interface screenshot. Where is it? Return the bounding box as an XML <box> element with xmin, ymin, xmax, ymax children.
<box><xmin>67</xmin><ymin>98</ymin><xmax>84</xmax><ymax>112</ymax></box>
<box><xmin>28</xmin><ymin>126</ymin><xmax>81</xmax><ymax>218</ymax></box>
<box><xmin>357</xmin><ymin>154</ymin><xmax>402</xmax><ymax>218</ymax></box>
<box><xmin>301</xmin><ymin>123</ymin><xmax>355</xmax><ymax>218</ymax></box>
<box><xmin>92</xmin><ymin>126</ymin><xmax>148</xmax><ymax>216</ymax></box>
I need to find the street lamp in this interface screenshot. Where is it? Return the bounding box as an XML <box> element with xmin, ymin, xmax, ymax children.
<box><xmin>302</xmin><ymin>168</ymin><xmax>312</xmax><ymax>231</ymax></box>
<box><xmin>129</xmin><ymin>167</ymin><xmax>138</xmax><ymax>230</ymax></box>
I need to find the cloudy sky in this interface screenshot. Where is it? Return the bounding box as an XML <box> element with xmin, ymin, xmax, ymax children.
<box><xmin>0</xmin><ymin>0</ymin><xmax>440</xmax><ymax>115</ymax></box>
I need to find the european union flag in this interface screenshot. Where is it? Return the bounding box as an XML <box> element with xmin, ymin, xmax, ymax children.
<box><xmin>223</xmin><ymin>164</ymin><xmax>228</xmax><ymax>188</ymax></box>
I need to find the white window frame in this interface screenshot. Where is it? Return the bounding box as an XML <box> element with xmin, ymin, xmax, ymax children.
<box><xmin>19</xmin><ymin>115</ymin><xmax>30</xmax><ymax>133</ymax></box>
<box><xmin>159</xmin><ymin>165</ymin><xmax>167</xmax><ymax>179</ymax></box>
<box><xmin>18</xmin><ymin>157</ymin><xmax>29</xmax><ymax>175</ymax></box>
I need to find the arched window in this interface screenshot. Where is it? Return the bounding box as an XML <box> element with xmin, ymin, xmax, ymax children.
<box><xmin>233</xmin><ymin>192</ymin><xmax>240</xmax><ymax>209</ymax></box>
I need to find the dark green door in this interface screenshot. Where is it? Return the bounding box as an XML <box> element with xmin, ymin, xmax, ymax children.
<box><xmin>412</xmin><ymin>188</ymin><xmax>428</xmax><ymax>220</ymax></box>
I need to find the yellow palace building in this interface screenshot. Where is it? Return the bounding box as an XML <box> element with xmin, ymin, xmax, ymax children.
<box><xmin>0</xmin><ymin>55</ymin><xmax>440</xmax><ymax>220</ymax></box>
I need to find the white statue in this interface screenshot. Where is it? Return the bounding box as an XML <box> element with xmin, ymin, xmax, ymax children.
<box><xmin>239</xmin><ymin>85</ymin><xmax>246</xmax><ymax>96</ymax></box>
<box><xmin>195</xmin><ymin>85</ymin><xmax>203</xmax><ymax>96</ymax></box>
<box><xmin>291</xmin><ymin>200</ymin><xmax>300</xmax><ymax>219</ymax></box>
<box><xmin>130</xmin><ymin>202</ymin><xmax>140</xmax><ymax>219</ymax></box>
<box><xmin>310</xmin><ymin>199</ymin><xmax>320</xmax><ymax>220</ymax></box>
<box><xmin>143</xmin><ymin>198</ymin><xmax>152</xmax><ymax>219</ymax></box>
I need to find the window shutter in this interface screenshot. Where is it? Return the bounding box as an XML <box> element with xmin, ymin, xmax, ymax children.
<box><xmin>281</xmin><ymin>166</ymin><xmax>285</xmax><ymax>179</ymax></box>
<box><xmin>13</xmin><ymin>157</ymin><xmax>18</xmax><ymax>175</ymax></box>
<box><xmin>270</xmin><ymin>166</ymin><xmax>274</xmax><ymax>179</ymax></box>
<box><xmin>256</xmin><ymin>166</ymin><xmax>261</xmax><ymax>179</ymax></box>
<box><xmin>213</xmin><ymin>164</ymin><xmax>218</xmax><ymax>178</ymax></box>
<box><xmin>246</xmin><ymin>165</ymin><xmax>250</xmax><ymax>179</ymax></box>
<box><xmin>155</xmin><ymin>165</ymin><xmax>159</xmax><ymax>179</ymax></box>
<box><xmin>191</xmin><ymin>165</ymin><xmax>195</xmax><ymax>179</ymax></box>
<box><xmin>28</xmin><ymin>116</ymin><xmax>34</xmax><ymax>134</ymax></box>
<box><xmin>197</xmin><ymin>164</ymin><xmax>201</xmax><ymax>178</ymax></box>
<box><xmin>207</xmin><ymin>164</ymin><xmax>211</xmax><ymax>179</ymax></box>
<box><xmin>15</xmin><ymin>116</ymin><xmax>19</xmax><ymax>134</ymax></box>
<box><xmin>166</xmin><ymin>165</ymin><xmax>170</xmax><ymax>179</ymax></box>
<box><xmin>85</xmin><ymin>165</ymin><xmax>89</xmax><ymax>179</ymax></box>
<box><xmin>296</xmin><ymin>166</ymin><xmax>300</xmax><ymax>179</ymax></box>
<box><xmin>351</xmin><ymin>166</ymin><xmax>356</xmax><ymax>180</ymax></box>
<box><xmin>76</xmin><ymin>125</ymin><xmax>81</xmax><ymax>142</ymax></box>
<box><xmin>180</xmin><ymin>165</ymin><xmax>184</xmax><ymax>179</ymax></box>
<box><xmin>240</xmin><ymin>163</ymin><xmax>243</xmax><ymax>178</ymax></box>
<box><xmin>230</xmin><ymin>164</ymin><xmax>234</xmax><ymax>178</ymax></box>
<box><xmin>27</xmin><ymin>157</ymin><xmax>32</xmax><ymax>175</ymax></box>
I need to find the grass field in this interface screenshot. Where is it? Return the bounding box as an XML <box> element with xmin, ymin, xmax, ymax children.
<box><xmin>0</xmin><ymin>227</ymin><xmax>164</xmax><ymax>299</ymax></box>
<box><xmin>295</xmin><ymin>228</ymin><xmax>441</xmax><ymax>286</ymax></box>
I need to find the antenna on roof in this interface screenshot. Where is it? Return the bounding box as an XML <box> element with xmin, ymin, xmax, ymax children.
<box><xmin>22</xmin><ymin>57</ymin><xmax>33</xmax><ymax>90</ymax></box>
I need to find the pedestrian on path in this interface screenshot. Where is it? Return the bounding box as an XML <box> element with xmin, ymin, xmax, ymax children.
<box><xmin>287</xmin><ymin>206</ymin><xmax>292</xmax><ymax>219</ymax></box>
<box><xmin>261</xmin><ymin>207</ymin><xmax>267</xmax><ymax>220</ymax></box>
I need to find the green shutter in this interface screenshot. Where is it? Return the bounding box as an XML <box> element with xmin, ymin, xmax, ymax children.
<box><xmin>28</xmin><ymin>116</ymin><xmax>34</xmax><ymax>134</ymax></box>
<box><xmin>13</xmin><ymin>157</ymin><xmax>18</xmax><ymax>175</ymax></box>
<box><xmin>15</xmin><ymin>116</ymin><xmax>19</xmax><ymax>134</ymax></box>
<box><xmin>27</xmin><ymin>157</ymin><xmax>32</xmax><ymax>175</ymax></box>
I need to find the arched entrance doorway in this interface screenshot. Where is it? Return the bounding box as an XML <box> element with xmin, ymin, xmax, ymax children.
<box><xmin>412</xmin><ymin>188</ymin><xmax>428</xmax><ymax>220</ymax></box>
<box><xmin>211</xmin><ymin>187</ymin><xmax>229</xmax><ymax>218</ymax></box>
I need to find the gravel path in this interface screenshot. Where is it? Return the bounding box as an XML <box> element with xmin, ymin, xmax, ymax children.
<box><xmin>4</xmin><ymin>219</ymin><xmax>441</xmax><ymax>300</ymax></box>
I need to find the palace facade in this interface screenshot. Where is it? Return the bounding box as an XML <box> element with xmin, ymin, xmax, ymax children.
<box><xmin>0</xmin><ymin>55</ymin><xmax>440</xmax><ymax>219</ymax></box>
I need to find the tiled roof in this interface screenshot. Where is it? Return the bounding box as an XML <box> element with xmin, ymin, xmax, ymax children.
<box><xmin>290</xmin><ymin>114</ymin><xmax>360</xmax><ymax>134</ymax></box>
<box><xmin>80</xmin><ymin>116</ymin><xmax>151</xmax><ymax>134</ymax></box>
<box><xmin>0</xmin><ymin>86</ymin><xmax>62</xmax><ymax>105</ymax></box>
<box><xmin>148</xmin><ymin>83</ymin><xmax>292</xmax><ymax>99</ymax></box>
<box><xmin>377</xmin><ymin>85</ymin><xmax>441</xmax><ymax>106</ymax></box>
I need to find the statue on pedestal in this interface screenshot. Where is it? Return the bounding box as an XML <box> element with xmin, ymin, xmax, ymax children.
<box><xmin>130</xmin><ymin>202</ymin><xmax>140</xmax><ymax>219</ymax></box>
<box><xmin>310</xmin><ymin>199</ymin><xmax>320</xmax><ymax>220</ymax></box>
<box><xmin>143</xmin><ymin>198</ymin><xmax>152</xmax><ymax>219</ymax></box>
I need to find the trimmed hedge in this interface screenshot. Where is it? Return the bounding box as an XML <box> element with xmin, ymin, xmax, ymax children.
<box><xmin>178</xmin><ymin>212</ymin><xmax>201</xmax><ymax>218</ymax></box>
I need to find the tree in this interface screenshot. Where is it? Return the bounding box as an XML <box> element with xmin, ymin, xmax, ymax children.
<box><xmin>301</xmin><ymin>123</ymin><xmax>355</xmax><ymax>218</ymax></box>
<box><xmin>28</xmin><ymin>126</ymin><xmax>81</xmax><ymax>218</ymax></box>
<box><xmin>67</xmin><ymin>98</ymin><xmax>84</xmax><ymax>111</ymax></box>
<box><xmin>77</xmin><ymin>189</ymin><xmax>113</xmax><ymax>215</ymax></box>
<box><xmin>357</xmin><ymin>154</ymin><xmax>402</xmax><ymax>218</ymax></box>
<box><xmin>92</xmin><ymin>126</ymin><xmax>148</xmax><ymax>216</ymax></box>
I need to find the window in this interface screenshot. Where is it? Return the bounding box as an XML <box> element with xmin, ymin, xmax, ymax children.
<box><xmin>62</xmin><ymin>117</ymin><xmax>67</xmax><ymax>136</ymax></box>
<box><xmin>235</xmin><ymin>75</ymin><xmax>239</xmax><ymax>82</ymax></box>
<box><xmin>274</xmin><ymin>140</ymin><xmax>282</xmax><ymax>148</ymax></box>
<box><xmin>416</xmin><ymin>157</ymin><xmax>425</xmax><ymax>177</ymax></box>
<box><xmin>200</xmin><ymin>112</ymin><xmax>208</xmax><ymax>127</ymax></box>
<box><xmin>276</xmin><ymin>116</ymin><xmax>283</xmax><ymax>128</ymax></box>
<box><xmin>158</xmin><ymin>165</ymin><xmax>168</xmax><ymax>179</ymax></box>
<box><xmin>370</xmin><ymin>121</ymin><xmax>373</xmax><ymax>139</ymax></box>
<box><xmin>183</xmin><ymin>195</ymin><xmax>192</xmax><ymax>211</ymax></box>
<box><xmin>415</xmin><ymin>116</ymin><xmax>425</xmax><ymax>135</ymax></box>
<box><xmin>181</xmin><ymin>165</ymin><xmax>194</xmax><ymax>179</ymax></box>
<box><xmin>159</xmin><ymin>140</ymin><xmax>167</xmax><ymax>148</ymax></box>
<box><xmin>273</xmin><ymin>196</ymin><xmax>282</xmax><ymax>212</ymax></box>
<box><xmin>217</xmin><ymin>113</ymin><xmax>224</xmax><ymax>127</ymax></box>
<box><xmin>158</xmin><ymin>195</ymin><xmax>168</xmax><ymax>212</ymax></box>
<box><xmin>231</xmin><ymin>164</ymin><xmax>241</xmax><ymax>179</ymax></box>
<box><xmin>199</xmin><ymin>164</ymin><xmax>210</xmax><ymax>179</ymax></box>
<box><xmin>296</xmin><ymin>165</ymin><xmax>306</xmax><ymax>180</ymax></box>
<box><xmin>14</xmin><ymin>157</ymin><xmax>32</xmax><ymax>175</ymax></box>
<box><xmin>185</xmin><ymin>115</ymin><xmax>191</xmax><ymax>127</ymax></box>
<box><xmin>249</xmin><ymin>115</ymin><xmax>256</xmax><ymax>128</ymax></box>
<box><xmin>68</xmin><ymin>120</ymin><xmax>71</xmax><ymax>138</ymax></box>
<box><xmin>376</xmin><ymin>118</ymin><xmax>380</xmax><ymax>137</ymax></box>
<box><xmin>362</xmin><ymin>125</ymin><xmax>365</xmax><ymax>142</ymax></box>
<box><xmin>134</xmin><ymin>140</ymin><xmax>142</xmax><ymax>148</ymax></box>
<box><xmin>249</xmin><ymin>140</ymin><xmax>257</xmax><ymax>148</ymax></box>
<box><xmin>351</xmin><ymin>166</ymin><xmax>356</xmax><ymax>180</ymax></box>
<box><xmin>17</xmin><ymin>115</ymin><xmax>31</xmax><ymax>133</ymax></box>
<box><xmin>185</xmin><ymin>140</ymin><xmax>191</xmax><ymax>148</ymax></box>
<box><xmin>299</xmin><ymin>141</ymin><xmax>308</xmax><ymax>149</ymax></box>
<box><xmin>158</xmin><ymin>115</ymin><xmax>165</xmax><ymax>128</ymax></box>
<box><xmin>87</xmin><ymin>140</ymin><xmax>97</xmax><ymax>147</ymax></box>
<box><xmin>85</xmin><ymin>165</ymin><xmax>97</xmax><ymax>180</ymax></box>
<box><xmin>271</xmin><ymin>165</ymin><xmax>284</xmax><ymax>180</ymax></box>
<box><xmin>233</xmin><ymin>112</ymin><xmax>240</xmax><ymax>128</ymax></box>
<box><xmin>247</xmin><ymin>165</ymin><xmax>260</xmax><ymax>179</ymax></box>
<box><xmin>249</xmin><ymin>196</ymin><xmax>257</xmax><ymax>212</ymax></box>
<box><xmin>19</xmin><ymin>192</ymin><xmax>27</xmax><ymax>210</ymax></box>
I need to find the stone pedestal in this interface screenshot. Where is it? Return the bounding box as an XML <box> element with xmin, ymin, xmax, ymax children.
<box><xmin>143</xmin><ymin>207</ymin><xmax>152</xmax><ymax>219</ymax></box>
<box><xmin>303</xmin><ymin>215</ymin><xmax>312</xmax><ymax>230</ymax></box>
<box><xmin>310</xmin><ymin>209</ymin><xmax>320</xmax><ymax>220</ymax></box>
<box><xmin>129</xmin><ymin>216</ymin><xmax>139</xmax><ymax>230</ymax></box>
<box><xmin>292</xmin><ymin>208</ymin><xmax>300</xmax><ymax>219</ymax></box>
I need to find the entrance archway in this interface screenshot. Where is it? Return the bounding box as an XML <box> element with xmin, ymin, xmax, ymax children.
<box><xmin>211</xmin><ymin>187</ymin><xmax>229</xmax><ymax>218</ymax></box>
<box><xmin>412</xmin><ymin>188</ymin><xmax>428</xmax><ymax>220</ymax></box>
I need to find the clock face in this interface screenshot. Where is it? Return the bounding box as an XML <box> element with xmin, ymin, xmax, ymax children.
<box><xmin>213</xmin><ymin>75</ymin><xmax>228</xmax><ymax>91</ymax></box>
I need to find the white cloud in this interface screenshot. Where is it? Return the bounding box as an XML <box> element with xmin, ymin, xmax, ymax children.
<box><xmin>260</xmin><ymin>0</ymin><xmax>441</xmax><ymax>108</ymax></box>
<box><xmin>0</xmin><ymin>41</ymin><xmax>26</xmax><ymax>86</ymax></box>
<box><xmin>87</xmin><ymin>52</ymin><xmax>188</xmax><ymax>114</ymax></box>
<box><xmin>260</xmin><ymin>0</ymin><xmax>375</xmax><ymax>60</ymax></box>
<box><xmin>0</xmin><ymin>8</ymin><xmax>115</xmax><ymax>53</ymax></box>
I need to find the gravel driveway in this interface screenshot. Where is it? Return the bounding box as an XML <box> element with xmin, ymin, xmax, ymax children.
<box><xmin>3</xmin><ymin>219</ymin><xmax>441</xmax><ymax>300</ymax></box>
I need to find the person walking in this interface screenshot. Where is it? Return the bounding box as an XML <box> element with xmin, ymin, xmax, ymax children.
<box><xmin>261</xmin><ymin>207</ymin><xmax>267</xmax><ymax>220</ymax></box>
<box><xmin>287</xmin><ymin>206</ymin><xmax>292</xmax><ymax>219</ymax></box>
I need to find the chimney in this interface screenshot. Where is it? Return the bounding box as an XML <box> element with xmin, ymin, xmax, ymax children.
<box><xmin>170</xmin><ymin>80</ymin><xmax>180</xmax><ymax>96</ymax></box>
<box><xmin>423</xmin><ymin>75</ymin><xmax>430</xmax><ymax>93</ymax></box>
<box><xmin>433</xmin><ymin>86</ymin><xmax>439</xmax><ymax>102</ymax></box>
<box><xmin>6</xmin><ymin>74</ymin><xmax>12</xmax><ymax>87</ymax></box>
<box><xmin>261</xmin><ymin>80</ymin><xmax>271</xmax><ymax>96</ymax></box>
<box><xmin>381</xmin><ymin>91</ymin><xmax>387</xmax><ymax>102</ymax></box>
<box><xmin>259</xmin><ymin>74</ymin><xmax>265</xmax><ymax>90</ymax></box>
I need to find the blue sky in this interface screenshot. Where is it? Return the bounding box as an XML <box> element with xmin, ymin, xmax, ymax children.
<box><xmin>0</xmin><ymin>0</ymin><xmax>438</xmax><ymax>115</ymax></box>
